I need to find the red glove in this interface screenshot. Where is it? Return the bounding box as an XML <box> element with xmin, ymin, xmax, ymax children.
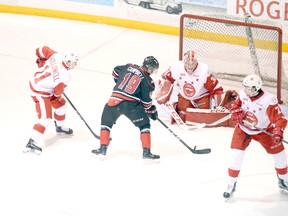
<box><xmin>230</xmin><ymin>107</ymin><xmax>245</xmax><ymax>124</ymax></box>
<box><xmin>50</xmin><ymin>95</ymin><xmax>66</xmax><ymax>108</ymax></box>
<box><xmin>273</xmin><ymin>127</ymin><xmax>284</xmax><ymax>144</ymax></box>
<box><xmin>36</xmin><ymin>58</ymin><xmax>47</xmax><ymax>68</ymax></box>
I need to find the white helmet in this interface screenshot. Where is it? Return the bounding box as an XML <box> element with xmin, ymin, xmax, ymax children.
<box><xmin>183</xmin><ymin>50</ymin><xmax>198</xmax><ymax>74</ymax></box>
<box><xmin>242</xmin><ymin>74</ymin><xmax>262</xmax><ymax>97</ymax></box>
<box><xmin>63</xmin><ymin>53</ymin><xmax>79</xmax><ymax>70</ymax></box>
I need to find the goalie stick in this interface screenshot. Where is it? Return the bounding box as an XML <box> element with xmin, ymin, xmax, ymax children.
<box><xmin>157</xmin><ymin>117</ymin><xmax>211</xmax><ymax>154</ymax></box>
<box><xmin>242</xmin><ymin>120</ymin><xmax>288</xmax><ymax>145</ymax></box>
<box><xmin>165</xmin><ymin>103</ymin><xmax>206</xmax><ymax>130</ymax></box>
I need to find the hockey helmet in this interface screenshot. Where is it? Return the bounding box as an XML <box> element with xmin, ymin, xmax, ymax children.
<box><xmin>183</xmin><ymin>50</ymin><xmax>198</xmax><ymax>74</ymax></box>
<box><xmin>63</xmin><ymin>53</ymin><xmax>79</xmax><ymax>70</ymax></box>
<box><xmin>143</xmin><ymin>56</ymin><xmax>159</xmax><ymax>75</ymax></box>
<box><xmin>242</xmin><ymin>74</ymin><xmax>262</xmax><ymax>97</ymax></box>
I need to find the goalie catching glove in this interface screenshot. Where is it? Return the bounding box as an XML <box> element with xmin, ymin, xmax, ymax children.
<box><xmin>146</xmin><ymin>105</ymin><xmax>158</xmax><ymax>121</ymax></box>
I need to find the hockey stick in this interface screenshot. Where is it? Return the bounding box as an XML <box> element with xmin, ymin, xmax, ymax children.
<box><xmin>165</xmin><ymin>103</ymin><xmax>206</xmax><ymax>130</ymax></box>
<box><xmin>157</xmin><ymin>117</ymin><xmax>211</xmax><ymax>154</ymax></box>
<box><xmin>63</xmin><ymin>93</ymin><xmax>110</xmax><ymax>141</ymax></box>
<box><xmin>242</xmin><ymin>120</ymin><xmax>288</xmax><ymax>145</ymax></box>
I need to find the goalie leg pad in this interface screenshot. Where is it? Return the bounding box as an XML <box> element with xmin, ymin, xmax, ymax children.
<box><xmin>186</xmin><ymin>110</ymin><xmax>236</xmax><ymax>128</ymax></box>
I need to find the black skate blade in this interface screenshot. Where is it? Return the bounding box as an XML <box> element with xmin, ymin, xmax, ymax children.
<box><xmin>94</xmin><ymin>155</ymin><xmax>107</xmax><ymax>161</ymax></box>
<box><xmin>56</xmin><ymin>132</ymin><xmax>74</xmax><ymax>136</ymax></box>
<box><xmin>224</xmin><ymin>196</ymin><xmax>232</xmax><ymax>202</ymax></box>
<box><xmin>279</xmin><ymin>188</ymin><xmax>288</xmax><ymax>195</ymax></box>
<box><xmin>91</xmin><ymin>151</ymin><xmax>107</xmax><ymax>160</ymax></box>
<box><xmin>224</xmin><ymin>197</ymin><xmax>232</xmax><ymax>202</ymax></box>
<box><xmin>23</xmin><ymin>148</ymin><xmax>41</xmax><ymax>155</ymax></box>
<box><xmin>143</xmin><ymin>158</ymin><xmax>160</xmax><ymax>165</ymax></box>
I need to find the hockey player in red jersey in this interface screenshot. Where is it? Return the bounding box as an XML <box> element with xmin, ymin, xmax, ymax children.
<box><xmin>24</xmin><ymin>46</ymin><xmax>79</xmax><ymax>154</ymax></box>
<box><xmin>223</xmin><ymin>74</ymin><xmax>288</xmax><ymax>199</ymax></box>
<box><xmin>155</xmin><ymin>50</ymin><xmax>235</xmax><ymax>127</ymax></box>
<box><xmin>91</xmin><ymin>56</ymin><xmax>160</xmax><ymax>160</ymax></box>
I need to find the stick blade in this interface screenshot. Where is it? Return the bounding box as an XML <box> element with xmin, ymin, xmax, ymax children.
<box><xmin>190</xmin><ymin>146</ymin><xmax>211</xmax><ymax>154</ymax></box>
<box><xmin>192</xmin><ymin>148</ymin><xmax>211</xmax><ymax>154</ymax></box>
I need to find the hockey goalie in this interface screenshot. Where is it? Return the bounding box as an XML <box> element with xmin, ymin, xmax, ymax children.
<box><xmin>154</xmin><ymin>50</ymin><xmax>236</xmax><ymax>128</ymax></box>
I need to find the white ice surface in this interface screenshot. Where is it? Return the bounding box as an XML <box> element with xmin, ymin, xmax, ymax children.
<box><xmin>0</xmin><ymin>13</ymin><xmax>288</xmax><ymax>216</ymax></box>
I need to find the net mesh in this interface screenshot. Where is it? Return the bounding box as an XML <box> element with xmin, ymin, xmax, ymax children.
<box><xmin>180</xmin><ymin>13</ymin><xmax>288</xmax><ymax>103</ymax></box>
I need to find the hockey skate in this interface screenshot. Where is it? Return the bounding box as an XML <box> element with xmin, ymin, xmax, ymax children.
<box><xmin>91</xmin><ymin>144</ymin><xmax>108</xmax><ymax>159</ymax></box>
<box><xmin>223</xmin><ymin>182</ymin><xmax>237</xmax><ymax>201</ymax></box>
<box><xmin>54</xmin><ymin>121</ymin><xmax>73</xmax><ymax>135</ymax></box>
<box><xmin>142</xmin><ymin>148</ymin><xmax>160</xmax><ymax>164</ymax></box>
<box><xmin>23</xmin><ymin>138</ymin><xmax>42</xmax><ymax>155</ymax></box>
<box><xmin>278</xmin><ymin>177</ymin><xmax>288</xmax><ymax>195</ymax></box>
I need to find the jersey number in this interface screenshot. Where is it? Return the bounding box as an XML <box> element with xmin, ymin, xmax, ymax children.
<box><xmin>35</xmin><ymin>72</ymin><xmax>51</xmax><ymax>84</ymax></box>
<box><xmin>34</xmin><ymin>66</ymin><xmax>51</xmax><ymax>84</ymax></box>
<box><xmin>118</xmin><ymin>73</ymin><xmax>140</xmax><ymax>94</ymax></box>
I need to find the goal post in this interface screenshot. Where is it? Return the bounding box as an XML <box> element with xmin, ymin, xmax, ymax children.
<box><xmin>179</xmin><ymin>13</ymin><xmax>286</xmax><ymax>104</ymax></box>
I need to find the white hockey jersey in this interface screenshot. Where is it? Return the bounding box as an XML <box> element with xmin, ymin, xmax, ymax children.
<box><xmin>162</xmin><ymin>61</ymin><xmax>222</xmax><ymax>101</ymax></box>
<box><xmin>29</xmin><ymin>52</ymin><xmax>71</xmax><ymax>97</ymax></box>
<box><xmin>238</xmin><ymin>89</ymin><xmax>283</xmax><ymax>135</ymax></box>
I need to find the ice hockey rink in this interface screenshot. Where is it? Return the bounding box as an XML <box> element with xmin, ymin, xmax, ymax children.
<box><xmin>1</xmin><ymin>13</ymin><xmax>288</xmax><ymax>216</ymax></box>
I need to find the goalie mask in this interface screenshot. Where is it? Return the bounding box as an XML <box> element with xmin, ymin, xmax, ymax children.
<box><xmin>63</xmin><ymin>53</ymin><xmax>79</xmax><ymax>70</ymax></box>
<box><xmin>143</xmin><ymin>56</ymin><xmax>159</xmax><ymax>75</ymax></box>
<box><xmin>242</xmin><ymin>74</ymin><xmax>262</xmax><ymax>97</ymax></box>
<box><xmin>183</xmin><ymin>50</ymin><xmax>198</xmax><ymax>74</ymax></box>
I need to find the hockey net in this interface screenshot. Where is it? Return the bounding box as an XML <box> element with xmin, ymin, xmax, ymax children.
<box><xmin>179</xmin><ymin>13</ymin><xmax>288</xmax><ymax>104</ymax></box>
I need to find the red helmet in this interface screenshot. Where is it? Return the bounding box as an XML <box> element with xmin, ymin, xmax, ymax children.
<box><xmin>183</xmin><ymin>50</ymin><xmax>198</xmax><ymax>74</ymax></box>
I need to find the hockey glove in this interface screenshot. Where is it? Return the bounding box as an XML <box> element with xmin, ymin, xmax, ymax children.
<box><xmin>50</xmin><ymin>95</ymin><xmax>66</xmax><ymax>108</ymax></box>
<box><xmin>36</xmin><ymin>58</ymin><xmax>47</xmax><ymax>68</ymax></box>
<box><xmin>230</xmin><ymin>106</ymin><xmax>245</xmax><ymax>124</ymax></box>
<box><xmin>273</xmin><ymin>127</ymin><xmax>284</xmax><ymax>144</ymax></box>
<box><xmin>146</xmin><ymin>105</ymin><xmax>158</xmax><ymax>121</ymax></box>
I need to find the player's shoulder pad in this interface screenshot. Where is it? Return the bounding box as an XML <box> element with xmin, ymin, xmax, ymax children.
<box><xmin>263</xmin><ymin>91</ymin><xmax>278</xmax><ymax>105</ymax></box>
